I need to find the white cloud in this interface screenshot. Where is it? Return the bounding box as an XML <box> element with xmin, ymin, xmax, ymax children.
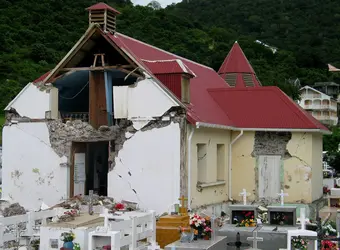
<box><xmin>131</xmin><ymin>0</ymin><xmax>182</xmax><ymax>8</ymax></box>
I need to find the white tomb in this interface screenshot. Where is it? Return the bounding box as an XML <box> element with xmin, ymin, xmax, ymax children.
<box><xmin>88</xmin><ymin>209</ymin><xmax>158</xmax><ymax>250</ymax></box>
<box><xmin>286</xmin><ymin>208</ymin><xmax>317</xmax><ymax>250</ymax></box>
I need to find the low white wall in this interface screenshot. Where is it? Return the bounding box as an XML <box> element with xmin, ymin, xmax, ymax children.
<box><xmin>108</xmin><ymin>122</ymin><xmax>181</xmax><ymax>215</ymax></box>
<box><xmin>2</xmin><ymin>122</ymin><xmax>67</xmax><ymax>210</ymax></box>
<box><xmin>40</xmin><ymin>226</ymin><xmax>92</xmax><ymax>249</ymax></box>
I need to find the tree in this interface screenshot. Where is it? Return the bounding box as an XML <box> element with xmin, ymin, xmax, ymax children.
<box><xmin>147</xmin><ymin>1</ymin><xmax>162</xmax><ymax>10</ymax></box>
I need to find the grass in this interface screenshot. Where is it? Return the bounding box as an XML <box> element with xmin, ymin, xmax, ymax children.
<box><xmin>0</xmin><ymin>115</ymin><xmax>5</xmax><ymax>145</ymax></box>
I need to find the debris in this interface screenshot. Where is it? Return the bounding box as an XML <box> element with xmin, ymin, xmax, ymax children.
<box><xmin>3</xmin><ymin>203</ymin><xmax>26</xmax><ymax>217</ymax></box>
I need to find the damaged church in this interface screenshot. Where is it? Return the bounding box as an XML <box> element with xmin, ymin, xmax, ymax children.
<box><xmin>2</xmin><ymin>2</ymin><xmax>329</xmax><ymax>214</ymax></box>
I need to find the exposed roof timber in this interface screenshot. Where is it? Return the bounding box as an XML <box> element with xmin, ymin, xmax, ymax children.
<box><xmin>42</xmin><ymin>23</ymin><xmax>100</xmax><ymax>84</ymax></box>
<box><xmin>100</xmin><ymin>32</ymin><xmax>138</xmax><ymax>69</ymax></box>
<box><xmin>58</xmin><ymin>65</ymin><xmax>141</xmax><ymax>78</ymax></box>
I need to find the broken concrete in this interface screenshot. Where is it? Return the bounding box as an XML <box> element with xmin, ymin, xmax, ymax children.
<box><xmin>252</xmin><ymin>131</ymin><xmax>292</xmax><ymax>158</ymax></box>
<box><xmin>3</xmin><ymin>203</ymin><xmax>26</xmax><ymax>217</ymax></box>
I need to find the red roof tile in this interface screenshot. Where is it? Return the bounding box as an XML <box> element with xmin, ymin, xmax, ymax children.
<box><xmin>218</xmin><ymin>42</ymin><xmax>261</xmax><ymax>88</ymax></box>
<box><xmin>208</xmin><ymin>87</ymin><xmax>328</xmax><ymax>130</ymax></box>
<box><xmin>32</xmin><ymin>27</ymin><xmax>328</xmax><ymax>132</ymax></box>
<box><xmin>86</xmin><ymin>2</ymin><xmax>121</xmax><ymax>14</ymax></box>
<box><xmin>142</xmin><ymin>59</ymin><xmax>195</xmax><ymax>77</ymax></box>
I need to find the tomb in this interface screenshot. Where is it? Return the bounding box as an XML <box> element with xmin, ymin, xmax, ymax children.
<box><xmin>40</xmin><ymin>212</ymin><xmax>104</xmax><ymax>249</ymax></box>
<box><xmin>156</xmin><ymin>196</ymin><xmax>190</xmax><ymax>248</ymax></box>
<box><xmin>267</xmin><ymin>206</ymin><xmax>297</xmax><ymax>226</ymax></box>
<box><xmin>164</xmin><ymin>236</ymin><xmax>228</xmax><ymax>250</ymax></box>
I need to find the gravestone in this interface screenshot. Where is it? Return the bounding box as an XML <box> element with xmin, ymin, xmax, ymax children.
<box><xmin>164</xmin><ymin>236</ymin><xmax>227</xmax><ymax>250</ymax></box>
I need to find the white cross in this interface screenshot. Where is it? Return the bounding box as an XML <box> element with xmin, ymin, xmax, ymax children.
<box><xmin>299</xmin><ymin>207</ymin><xmax>306</xmax><ymax>230</ymax></box>
<box><xmin>147</xmin><ymin>241</ymin><xmax>160</xmax><ymax>250</ymax></box>
<box><xmin>246</xmin><ymin>230</ymin><xmax>263</xmax><ymax>249</ymax></box>
<box><xmin>239</xmin><ymin>188</ymin><xmax>250</xmax><ymax>205</ymax></box>
<box><xmin>277</xmin><ymin>189</ymin><xmax>288</xmax><ymax>206</ymax></box>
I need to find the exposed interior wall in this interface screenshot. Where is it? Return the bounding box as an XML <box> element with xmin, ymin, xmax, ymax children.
<box><xmin>189</xmin><ymin>127</ymin><xmax>230</xmax><ymax>208</ymax></box>
<box><xmin>108</xmin><ymin>122</ymin><xmax>181</xmax><ymax>215</ymax></box>
<box><xmin>4</xmin><ymin>83</ymin><xmax>50</xmax><ymax>119</ymax></box>
<box><xmin>2</xmin><ymin>122</ymin><xmax>68</xmax><ymax>210</ymax></box>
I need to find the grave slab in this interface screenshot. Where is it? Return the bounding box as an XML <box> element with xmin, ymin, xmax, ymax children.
<box><xmin>164</xmin><ymin>236</ymin><xmax>227</xmax><ymax>250</ymax></box>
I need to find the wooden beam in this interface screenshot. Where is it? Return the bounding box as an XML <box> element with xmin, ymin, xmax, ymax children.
<box><xmin>59</xmin><ymin>65</ymin><xmax>132</xmax><ymax>72</ymax></box>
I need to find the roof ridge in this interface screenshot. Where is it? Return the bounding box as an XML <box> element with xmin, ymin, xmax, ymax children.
<box><xmin>116</xmin><ymin>32</ymin><xmax>215</xmax><ymax>71</ymax></box>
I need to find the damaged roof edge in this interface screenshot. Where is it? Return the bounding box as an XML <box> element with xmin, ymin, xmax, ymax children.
<box><xmin>196</xmin><ymin>122</ymin><xmax>332</xmax><ymax>134</ymax></box>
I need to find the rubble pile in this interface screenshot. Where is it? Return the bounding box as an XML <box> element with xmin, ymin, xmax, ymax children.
<box><xmin>3</xmin><ymin>203</ymin><xmax>26</xmax><ymax>217</ymax></box>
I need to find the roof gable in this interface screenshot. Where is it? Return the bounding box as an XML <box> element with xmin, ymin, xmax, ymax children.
<box><xmin>218</xmin><ymin>42</ymin><xmax>261</xmax><ymax>88</ymax></box>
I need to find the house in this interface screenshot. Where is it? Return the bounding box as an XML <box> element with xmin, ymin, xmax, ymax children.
<box><xmin>299</xmin><ymin>86</ymin><xmax>338</xmax><ymax>126</ymax></box>
<box><xmin>2</xmin><ymin>3</ymin><xmax>329</xmax><ymax>214</ymax></box>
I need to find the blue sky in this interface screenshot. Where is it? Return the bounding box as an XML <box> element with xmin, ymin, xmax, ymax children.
<box><xmin>131</xmin><ymin>0</ymin><xmax>182</xmax><ymax>8</ymax></box>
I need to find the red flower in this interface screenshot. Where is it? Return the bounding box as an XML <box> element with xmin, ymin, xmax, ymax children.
<box><xmin>115</xmin><ymin>203</ymin><xmax>125</xmax><ymax>210</ymax></box>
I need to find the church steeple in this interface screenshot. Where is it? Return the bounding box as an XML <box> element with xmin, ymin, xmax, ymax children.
<box><xmin>218</xmin><ymin>41</ymin><xmax>261</xmax><ymax>88</ymax></box>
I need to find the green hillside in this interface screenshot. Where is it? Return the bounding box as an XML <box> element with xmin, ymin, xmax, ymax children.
<box><xmin>0</xmin><ymin>0</ymin><xmax>339</xmax><ymax>113</ymax></box>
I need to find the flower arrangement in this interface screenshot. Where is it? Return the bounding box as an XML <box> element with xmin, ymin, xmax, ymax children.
<box><xmin>114</xmin><ymin>203</ymin><xmax>125</xmax><ymax>210</ymax></box>
<box><xmin>271</xmin><ymin>212</ymin><xmax>286</xmax><ymax>225</ymax></box>
<box><xmin>236</xmin><ymin>211</ymin><xmax>256</xmax><ymax>227</ymax></box>
<box><xmin>321</xmin><ymin>240</ymin><xmax>337</xmax><ymax>249</ymax></box>
<box><xmin>64</xmin><ymin>209</ymin><xmax>79</xmax><ymax>217</ymax></box>
<box><xmin>323</xmin><ymin>186</ymin><xmax>330</xmax><ymax>195</ymax></box>
<box><xmin>323</xmin><ymin>221</ymin><xmax>337</xmax><ymax>237</ymax></box>
<box><xmin>291</xmin><ymin>236</ymin><xmax>308</xmax><ymax>250</ymax></box>
<box><xmin>189</xmin><ymin>213</ymin><xmax>213</xmax><ymax>240</ymax></box>
<box><xmin>60</xmin><ymin>231</ymin><xmax>75</xmax><ymax>242</ymax></box>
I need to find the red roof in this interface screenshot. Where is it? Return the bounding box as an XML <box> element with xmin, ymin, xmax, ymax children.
<box><xmin>208</xmin><ymin>87</ymin><xmax>328</xmax><ymax>130</ymax></box>
<box><xmin>32</xmin><ymin>26</ymin><xmax>328</xmax><ymax>132</ymax></box>
<box><xmin>218</xmin><ymin>42</ymin><xmax>261</xmax><ymax>88</ymax></box>
<box><xmin>142</xmin><ymin>59</ymin><xmax>195</xmax><ymax>77</ymax></box>
<box><xmin>86</xmin><ymin>2</ymin><xmax>121</xmax><ymax>14</ymax></box>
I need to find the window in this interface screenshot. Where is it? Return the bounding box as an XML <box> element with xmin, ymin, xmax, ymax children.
<box><xmin>217</xmin><ymin>144</ymin><xmax>225</xmax><ymax>181</ymax></box>
<box><xmin>197</xmin><ymin>143</ymin><xmax>207</xmax><ymax>183</ymax></box>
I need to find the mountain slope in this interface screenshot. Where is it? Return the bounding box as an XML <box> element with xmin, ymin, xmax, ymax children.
<box><xmin>0</xmin><ymin>0</ymin><xmax>338</xmax><ymax>112</ymax></box>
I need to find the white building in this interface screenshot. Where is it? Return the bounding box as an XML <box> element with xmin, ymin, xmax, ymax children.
<box><xmin>299</xmin><ymin>86</ymin><xmax>338</xmax><ymax>126</ymax></box>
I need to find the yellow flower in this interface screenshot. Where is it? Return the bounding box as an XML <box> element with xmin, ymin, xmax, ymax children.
<box><xmin>245</xmin><ymin>223</ymin><xmax>249</xmax><ymax>227</ymax></box>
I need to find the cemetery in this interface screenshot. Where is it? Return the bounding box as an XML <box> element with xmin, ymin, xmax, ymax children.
<box><xmin>1</xmin><ymin>186</ymin><xmax>340</xmax><ymax>250</ymax></box>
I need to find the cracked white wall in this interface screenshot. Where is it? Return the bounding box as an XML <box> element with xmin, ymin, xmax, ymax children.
<box><xmin>108</xmin><ymin>122</ymin><xmax>181</xmax><ymax>215</ymax></box>
<box><xmin>2</xmin><ymin>122</ymin><xmax>68</xmax><ymax>210</ymax></box>
<box><xmin>4</xmin><ymin>83</ymin><xmax>50</xmax><ymax>119</ymax></box>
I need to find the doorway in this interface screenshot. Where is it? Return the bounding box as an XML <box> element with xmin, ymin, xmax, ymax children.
<box><xmin>71</xmin><ymin>141</ymin><xmax>109</xmax><ymax>197</ymax></box>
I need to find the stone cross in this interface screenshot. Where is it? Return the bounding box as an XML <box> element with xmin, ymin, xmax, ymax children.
<box><xmin>247</xmin><ymin>230</ymin><xmax>263</xmax><ymax>249</ymax></box>
<box><xmin>277</xmin><ymin>189</ymin><xmax>288</xmax><ymax>206</ymax></box>
<box><xmin>239</xmin><ymin>189</ymin><xmax>250</xmax><ymax>205</ymax></box>
<box><xmin>178</xmin><ymin>196</ymin><xmax>188</xmax><ymax>215</ymax></box>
